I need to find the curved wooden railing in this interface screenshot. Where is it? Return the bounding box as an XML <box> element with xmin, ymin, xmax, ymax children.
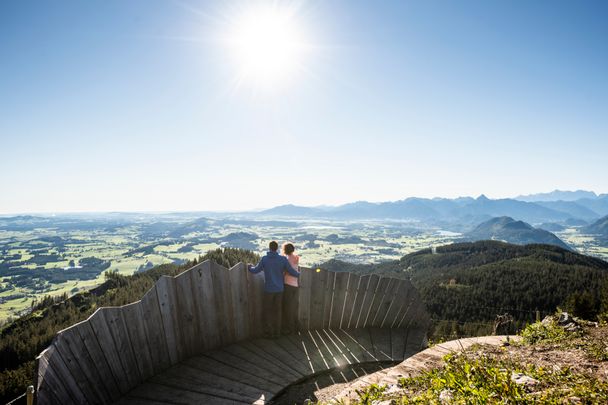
<box><xmin>34</xmin><ymin>260</ymin><xmax>429</xmax><ymax>404</ymax></box>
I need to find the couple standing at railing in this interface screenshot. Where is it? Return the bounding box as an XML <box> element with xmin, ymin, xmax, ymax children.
<box><xmin>247</xmin><ymin>240</ymin><xmax>301</xmax><ymax>338</ymax></box>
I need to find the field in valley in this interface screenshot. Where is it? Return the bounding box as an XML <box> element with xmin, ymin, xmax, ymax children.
<box><xmin>1</xmin><ymin>213</ymin><xmax>606</xmax><ymax>323</ymax></box>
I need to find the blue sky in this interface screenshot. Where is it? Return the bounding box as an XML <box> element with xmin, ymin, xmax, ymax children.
<box><xmin>1</xmin><ymin>0</ymin><xmax>607</xmax><ymax>213</ymax></box>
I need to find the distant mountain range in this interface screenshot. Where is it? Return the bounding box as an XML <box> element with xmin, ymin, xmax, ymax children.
<box><xmin>464</xmin><ymin>216</ymin><xmax>571</xmax><ymax>250</ymax></box>
<box><xmin>515</xmin><ymin>190</ymin><xmax>601</xmax><ymax>202</ymax></box>
<box><xmin>258</xmin><ymin>191</ymin><xmax>608</xmax><ymax>227</ymax></box>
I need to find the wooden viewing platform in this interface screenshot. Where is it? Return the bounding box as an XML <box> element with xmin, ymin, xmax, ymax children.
<box><xmin>34</xmin><ymin>261</ymin><xmax>430</xmax><ymax>404</ymax></box>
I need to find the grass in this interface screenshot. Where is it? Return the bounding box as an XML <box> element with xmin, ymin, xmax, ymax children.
<box><xmin>341</xmin><ymin>318</ymin><xmax>608</xmax><ymax>404</ymax></box>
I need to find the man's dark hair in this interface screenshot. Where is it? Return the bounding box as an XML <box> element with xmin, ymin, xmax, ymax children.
<box><xmin>269</xmin><ymin>241</ymin><xmax>279</xmax><ymax>251</ymax></box>
<box><xmin>283</xmin><ymin>243</ymin><xmax>295</xmax><ymax>255</ymax></box>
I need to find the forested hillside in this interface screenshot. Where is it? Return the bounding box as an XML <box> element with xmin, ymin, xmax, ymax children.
<box><xmin>323</xmin><ymin>241</ymin><xmax>608</xmax><ymax>325</ymax></box>
<box><xmin>0</xmin><ymin>248</ymin><xmax>259</xmax><ymax>403</ymax></box>
<box><xmin>584</xmin><ymin>215</ymin><xmax>608</xmax><ymax>242</ymax></box>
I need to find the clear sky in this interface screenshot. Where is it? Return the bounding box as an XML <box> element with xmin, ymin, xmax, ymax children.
<box><xmin>1</xmin><ymin>0</ymin><xmax>607</xmax><ymax>213</ymax></box>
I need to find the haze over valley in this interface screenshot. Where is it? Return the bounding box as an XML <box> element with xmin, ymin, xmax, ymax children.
<box><xmin>2</xmin><ymin>190</ymin><xmax>607</xmax><ymax>323</ymax></box>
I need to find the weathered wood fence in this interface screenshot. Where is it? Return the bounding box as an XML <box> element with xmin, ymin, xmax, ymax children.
<box><xmin>35</xmin><ymin>261</ymin><xmax>429</xmax><ymax>404</ymax></box>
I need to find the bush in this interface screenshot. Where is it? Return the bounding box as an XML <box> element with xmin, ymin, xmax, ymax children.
<box><xmin>520</xmin><ymin>318</ymin><xmax>571</xmax><ymax>344</ymax></box>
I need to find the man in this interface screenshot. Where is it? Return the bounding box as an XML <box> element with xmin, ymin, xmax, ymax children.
<box><xmin>248</xmin><ymin>240</ymin><xmax>300</xmax><ymax>338</ymax></box>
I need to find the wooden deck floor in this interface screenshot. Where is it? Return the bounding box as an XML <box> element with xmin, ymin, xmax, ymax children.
<box><xmin>114</xmin><ymin>328</ymin><xmax>426</xmax><ymax>404</ymax></box>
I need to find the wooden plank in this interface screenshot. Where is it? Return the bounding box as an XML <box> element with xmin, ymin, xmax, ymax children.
<box><xmin>210</xmin><ymin>262</ymin><xmax>236</xmax><ymax>345</ymax></box>
<box><xmin>322</xmin><ymin>271</ymin><xmax>336</xmax><ymax>329</ymax></box>
<box><xmin>390</xmin><ymin>328</ymin><xmax>407</xmax><ymax>361</ymax></box>
<box><xmin>191</xmin><ymin>261</ymin><xmax>221</xmax><ymax>351</ymax></box>
<box><xmin>36</xmin><ymin>379</ymin><xmax>64</xmax><ymax>405</ymax></box>
<box><xmin>282</xmin><ymin>333</ymin><xmax>328</xmax><ymax>374</ymax></box>
<box><xmin>156</xmin><ymin>275</ymin><xmax>184</xmax><ymax>364</ymax></box>
<box><xmin>369</xmin><ymin>327</ymin><xmax>393</xmax><ymax>361</ymax></box>
<box><xmin>297</xmin><ymin>267</ymin><xmax>312</xmax><ymax>331</ymax></box>
<box><xmin>76</xmin><ymin>321</ymin><xmax>123</xmax><ymax>400</ymax></box>
<box><xmin>223</xmin><ymin>342</ymin><xmax>302</xmax><ymax>382</ymax></box>
<box><xmin>88</xmin><ymin>309</ymin><xmax>133</xmax><ymax>394</ymax></box>
<box><xmin>274</xmin><ymin>335</ymin><xmax>323</xmax><ymax>375</ymax></box>
<box><xmin>388</xmin><ymin>281</ymin><xmax>412</xmax><ymax>329</ymax></box>
<box><xmin>396</xmin><ymin>285</ymin><xmax>417</xmax><ymax>329</ymax></box>
<box><xmin>409</xmin><ymin>292</ymin><xmax>431</xmax><ymax>330</ymax></box>
<box><xmin>289</xmin><ymin>331</ymin><xmax>335</xmax><ymax>373</ymax></box>
<box><xmin>246</xmin><ymin>266</ymin><xmax>265</xmax><ymax>339</ymax></box>
<box><xmin>310</xmin><ymin>329</ymin><xmax>350</xmax><ymax>368</ymax></box>
<box><xmin>36</xmin><ymin>346</ymin><xmax>78</xmax><ymax>405</ymax></box>
<box><xmin>346</xmin><ymin>275</ymin><xmax>368</xmax><ymax>329</ymax></box>
<box><xmin>115</xmin><ymin>397</ymin><xmax>175</xmax><ymax>405</ymax></box>
<box><xmin>122</xmin><ymin>301</ymin><xmax>155</xmax><ymax>381</ymax></box>
<box><xmin>343</xmin><ymin>328</ymin><xmax>378</xmax><ymax>362</ymax></box>
<box><xmin>151</xmin><ymin>363</ymin><xmax>269</xmax><ymax>404</ymax></box>
<box><xmin>58</xmin><ymin>326</ymin><xmax>113</xmax><ymax>404</ymax></box>
<box><xmin>329</xmin><ymin>329</ymin><xmax>366</xmax><ymax>364</ymax></box>
<box><xmin>46</xmin><ymin>344</ymin><xmax>91</xmax><ymax>404</ymax></box>
<box><xmin>229</xmin><ymin>263</ymin><xmax>250</xmax><ymax>341</ymax></box>
<box><xmin>140</xmin><ymin>285</ymin><xmax>172</xmax><ymax>373</ymax></box>
<box><xmin>248</xmin><ymin>338</ymin><xmax>309</xmax><ymax>377</ymax></box>
<box><xmin>365</xmin><ymin>277</ymin><xmax>393</xmax><ymax>328</ymax></box>
<box><xmin>308</xmin><ymin>268</ymin><xmax>328</xmax><ymax>330</ymax></box>
<box><xmin>355</xmin><ymin>275</ymin><xmax>380</xmax><ymax>328</ymax></box>
<box><xmin>374</xmin><ymin>279</ymin><xmax>404</xmax><ymax>328</ymax></box>
<box><xmin>398</xmin><ymin>284</ymin><xmax>430</xmax><ymax>330</ymax></box>
<box><xmin>204</xmin><ymin>349</ymin><xmax>295</xmax><ymax>387</ymax></box>
<box><xmin>404</xmin><ymin>328</ymin><xmax>427</xmax><ymax>357</ymax></box>
<box><xmin>174</xmin><ymin>268</ymin><xmax>200</xmax><ymax>358</ymax></box>
<box><xmin>102</xmin><ymin>307</ymin><xmax>143</xmax><ymax>385</ymax></box>
<box><xmin>341</xmin><ymin>274</ymin><xmax>360</xmax><ymax>329</ymax></box>
<box><xmin>329</xmin><ymin>272</ymin><xmax>350</xmax><ymax>329</ymax></box>
<box><xmin>317</xmin><ymin>329</ymin><xmax>359</xmax><ymax>365</ymax></box>
<box><xmin>184</xmin><ymin>355</ymin><xmax>283</xmax><ymax>394</ymax></box>
<box><xmin>128</xmin><ymin>381</ymin><xmax>243</xmax><ymax>405</ymax></box>
<box><xmin>53</xmin><ymin>331</ymin><xmax>103</xmax><ymax>404</ymax></box>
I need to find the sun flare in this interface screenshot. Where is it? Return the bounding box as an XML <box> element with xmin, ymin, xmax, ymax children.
<box><xmin>226</xmin><ymin>5</ymin><xmax>308</xmax><ymax>90</ymax></box>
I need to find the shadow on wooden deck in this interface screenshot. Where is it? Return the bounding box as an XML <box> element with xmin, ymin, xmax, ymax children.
<box><xmin>116</xmin><ymin>328</ymin><xmax>426</xmax><ymax>404</ymax></box>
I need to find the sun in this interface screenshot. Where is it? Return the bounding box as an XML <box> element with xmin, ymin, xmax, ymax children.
<box><xmin>226</xmin><ymin>4</ymin><xmax>308</xmax><ymax>90</ymax></box>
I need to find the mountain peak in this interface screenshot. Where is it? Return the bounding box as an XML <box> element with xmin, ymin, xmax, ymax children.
<box><xmin>467</xmin><ymin>216</ymin><xmax>571</xmax><ymax>250</ymax></box>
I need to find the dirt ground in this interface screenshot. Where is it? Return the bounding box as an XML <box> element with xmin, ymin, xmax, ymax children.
<box><xmin>481</xmin><ymin>325</ymin><xmax>608</xmax><ymax>383</ymax></box>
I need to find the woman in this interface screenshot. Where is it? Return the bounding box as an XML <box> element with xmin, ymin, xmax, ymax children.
<box><xmin>281</xmin><ymin>242</ymin><xmax>300</xmax><ymax>334</ymax></box>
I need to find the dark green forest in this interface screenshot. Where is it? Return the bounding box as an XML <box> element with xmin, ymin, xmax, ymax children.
<box><xmin>323</xmin><ymin>241</ymin><xmax>608</xmax><ymax>337</ymax></box>
<box><xmin>0</xmin><ymin>248</ymin><xmax>259</xmax><ymax>403</ymax></box>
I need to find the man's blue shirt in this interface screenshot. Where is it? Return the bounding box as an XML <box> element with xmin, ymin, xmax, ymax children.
<box><xmin>249</xmin><ymin>251</ymin><xmax>300</xmax><ymax>293</ymax></box>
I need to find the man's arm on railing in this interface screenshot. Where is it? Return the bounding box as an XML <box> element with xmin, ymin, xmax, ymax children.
<box><xmin>248</xmin><ymin>258</ymin><xmax>265</xmax><ymax>274</ymax></box>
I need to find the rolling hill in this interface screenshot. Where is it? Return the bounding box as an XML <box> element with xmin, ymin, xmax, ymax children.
<box><xmin>465</xmin><ymin>216</ymin><xmax>572</xmax><ymax>250</ymax></box>
<box><xmin>584</xmin><ymin>215</ymin><xmax>608</xmax><ymax>242</ymax></box>
<box><xmin>322</xmin><ymin>241</ymin><xmax>608</xmax><ymax>324</ymax></box>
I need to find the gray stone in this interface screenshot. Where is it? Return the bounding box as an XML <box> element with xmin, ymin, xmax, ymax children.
<box><xmin>511</xmin><ymin>372</ymin><xmax>539</xmax><ymax>388</ymax></box>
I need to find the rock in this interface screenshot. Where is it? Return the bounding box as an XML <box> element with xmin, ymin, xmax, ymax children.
<box><xmin>541</xmin><ymin>315</ymin><xmax>554</xmax><ymax>325</ymax></box>
<box><xmin>384</xmin><ymin>384</ymin><xmax>401</xmax><ymax>394</ymax></box>
<box><xmin>511</xmin><ymin>372</ymin><xmax>539</xmax><ymax>388</ymax></box>
<box><xmin>558</xmin><ymin>312</ymin><xmax>571</xmax><ymax>325</ymax></box>
<box><xmin>439</xmin><ymin>389</ymin><xmax>454</xmax><ymax>404</ymax></box>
